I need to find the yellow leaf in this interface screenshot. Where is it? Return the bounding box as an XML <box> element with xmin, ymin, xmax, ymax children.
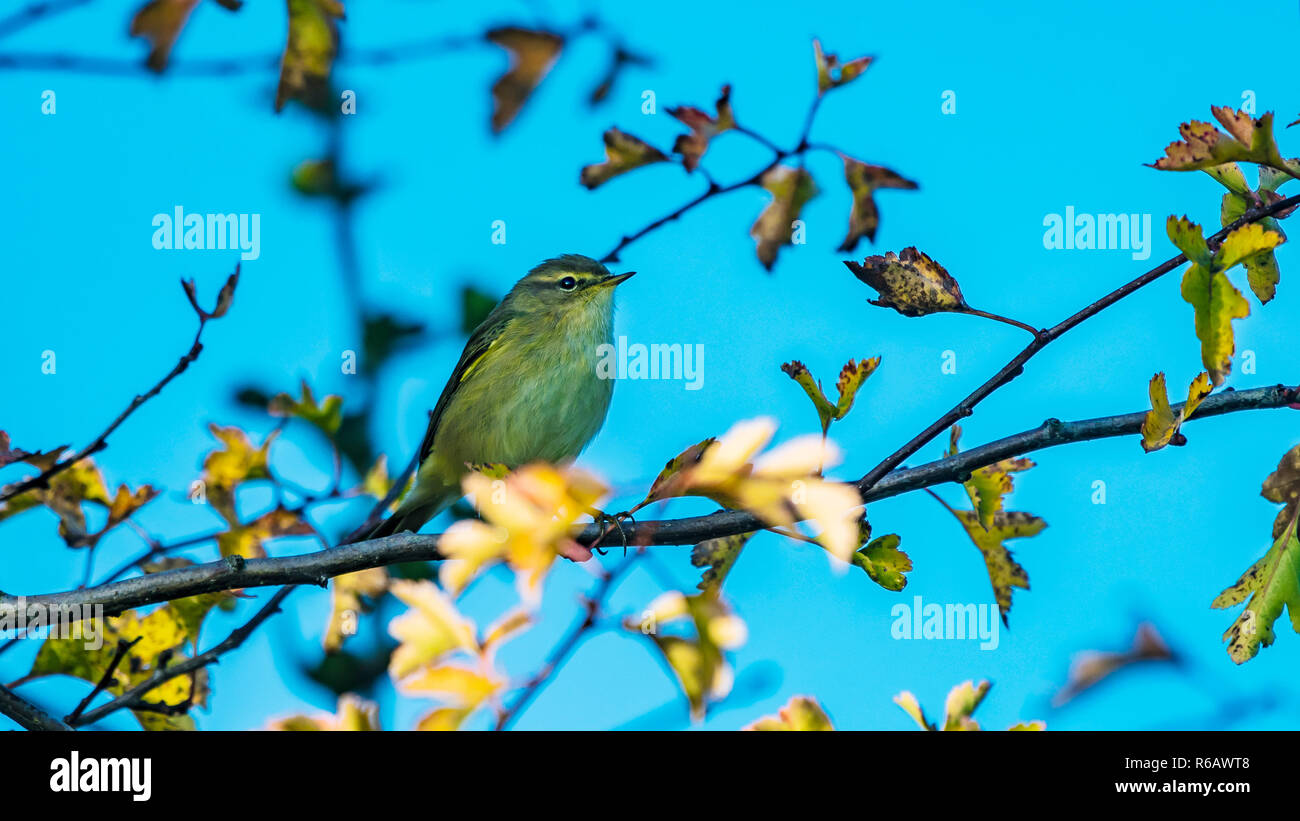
<box><xmin>1140</xmin><ymin>372</ymin><xmax>1212</xmax><ymax>452</ymax></box>
<box><xmin>324</xmin><ymin>567</ymin><xmax>388</xmax><ymax>652</ymax></box>
<box><xmin>128</xmin><ymin>0</ymin><xmax>200</xmax><ymax>72</ymax></box>
<box><xmin>942</xmin><ymin>679</ymin><xmax>991</xmax><ymax>730</ymax></box>
<box><xmin>269</xmin><ymin>693</ymin><xmax>381</xmax><ymax>731</ymax></box>
<box><xmin>812</xmin><ymin>39</ymin><xmax>872</xmax><ymax>95</ymax></box>
<box><xmin>387</xmin><ymin>579</ymin><xmax>477</xmax><ymax>680</ymax></box>
<box><xmin>200</xmin><ymin>424</ymin><xmax>278</xmax><ymax>524</ymax></box>
<box><xmin>893</xmin><ymin>690</ymin><xmax>933</xmax><ymax>730</ymax></box>
<box><xmin>275</xmin><ymin>0</ymin><xmax>345</xmax><ymax>112</ymax></box>
<box><xmin>1181</xmin><ymin>263</ymin><xmax>1249</xmax><ymax>386</ymax></box>
<box><xmin>745</xmin><ymin>695</ymin><xmax>834</xmax><ymax>730</ymax></box>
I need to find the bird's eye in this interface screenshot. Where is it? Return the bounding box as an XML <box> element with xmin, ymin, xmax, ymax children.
<box><xmin>558</xmin><ymin>276</ymin><xmax>578</xmax><ymax>291</ymax></box>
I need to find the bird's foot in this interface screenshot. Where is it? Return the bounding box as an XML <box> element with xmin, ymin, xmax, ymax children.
<box><xmin>587</xmin><ymin>508</ymin><xmax>637</xmax><ymax>555</ymax></box>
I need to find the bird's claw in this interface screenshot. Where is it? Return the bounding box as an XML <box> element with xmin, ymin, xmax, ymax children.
<box><xmin>588</xmin><ymin>509</ymin><xmax>636</xmax><ymax>555</ymax></box>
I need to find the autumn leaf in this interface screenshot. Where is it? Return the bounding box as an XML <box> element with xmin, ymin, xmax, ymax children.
<box><xmin>580</xmin><ymin>128</ymin><xmax>669</xmax><ymax>189</ymax></box>
<box><xmin>437</xmin><ymin>464</ymin><xmax>607</xmax><ymax>601</ymax></box>
<box><xmin>1212</xmin><ymin>528</ymin><xmax>1300</xmax><ymax>665</ymax></box>
<box><xmin>1261</xmin><ymin>444</ymin><xmax>1300</xmax><ymax>540</ymax></box>
<box><xmin>269</xmin><ymin>693</ymin><xmax>381</xmax><ymax>730</ymax></box>
<box><xmin>691</xmin><ymin>531</ymin><xmax>754</xmax><ymax>596</ymax></box>
<box><xmin>844</xmin><ymin>247</ymin><xmax>969</xmax><ymax>317</ymax></box>
<box><xmin>1140</xmin><ymin>372</ymin><xmax>1212</xmax><ymax>452</ymax></box>
<box><xmin>324</xmin><ymin>567</ymin><xmax>388</xmax><ymax>652</ymax></box>
<box><xmin>1213</xmin><ymin>166</ymin><xmax>1292</xmax><ymax>304</ymax></box>
<box><xmin>269</xmin><ymin>380</ymin><xmax>343</xmax><ymax>437</ymax></box>
<box><xmin>1053</xmin><ymin>622</ymin><xmax>1174</xmax><ymax>706</ymax></box>
<box><xmin>129</xmin><ymin>0</ymin><xmax>207</xmax><ymax>73</ymax></box>
<box><xmin>200</xmin><ymin>424</ymin><xmax>278</xmax><ymax>525</ymax></box>
<box><xmin>851</xmin><ymin>519</ymin><xmax>911</xmax><ymax>591</ymax></box>
<box><xmin>1149</xmin><ymin>108</ymin><xmax>1288</xmax><ymax>172</ymax></box>
<box><xmin>745</xmin><ymin>695</ymin><xmax>834</xmax><ymax>730</ymax></box>
<box><xmin>894</xmin><ymin>680</ymin><xmax>1040</xmax><ymax>731</ymax></box>
<box><xmin>812</xmin><ymin>39</ymin><xmax>872</xmax><ymax>95</ymax></box>
<box><xmin>1167</xmin><ymin>218</ymin><xmax>1280</xmax><ymax>385</ymax></box>
<box><xmin>275</xmin><ymin>0</ymin><xmax>345</xmax><ymax>113</ymax></box>
<box><xmin>838</xmin><ymin>157</ymin><xmax>917</xmax><ymax>251</ymax></box>
<box><xmin>751</xmin><ymin>165</ymin><xmax>817</xmax><ymax>270</ymax></box>
<box><xmin>0</xmin><ymin>452</ymin><xmax>156</xmax><ymax>548</ymax></box>
<box><xmin>0</xmin><ymin>431</ymin><xmax>36</xmax><ymax>469</ymax></box>
<box><xmin>942</xmin><ymin>428</ymin><xmax>1046</xmax><ymax>623</ymax></box>
<box><xmin>636</xmin><ymin>419</ymin><xmax>863</xmax><ymax>566</ymax></box>
<box><xmin>216</xmin><ymin>507</ymin><xmax>314</xmax><ymax>560</ymax></box>
<box><xmin>667</xmin><ymin>85</ymin><xmax>735</xmax><ymax>172</ymax></box>
<box><xmin>780</xmin><ymin>357</ymin><xmax>881</xmax><ymax>435</ymax></box>
<box><xmin>486</xmin><ymin>27</ymin><xmax>564</xmax><ymax>133</ymax></box>
<box><xmin>628</xmin><ymin>591</ymin><xmax>746</xmax><ymax>721</ymax></box>
<box><xmin>387</xmin><ymin>579</ymin><xmax>477</xmax><ymax>680</ymax></box>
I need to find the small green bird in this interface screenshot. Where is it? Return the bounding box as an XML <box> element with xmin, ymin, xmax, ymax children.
<box><xmin>359</xmin><ymin>254</ymin><xmax>634</xmax><ymax>540</ymax></box>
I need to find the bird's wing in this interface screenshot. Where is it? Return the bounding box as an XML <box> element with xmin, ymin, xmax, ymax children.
<box><xmin>414</xmin><ymin>305</ymin><xmax>512</xmax><ymax>466</ymax></box>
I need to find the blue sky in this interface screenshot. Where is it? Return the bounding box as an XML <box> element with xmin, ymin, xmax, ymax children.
<box><xmin>1</xmin><ymin>0</ymin><xmax>1298</xmax><ymax>730</ymax></box>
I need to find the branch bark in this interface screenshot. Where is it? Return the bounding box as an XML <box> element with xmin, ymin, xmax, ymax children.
<box><xmin>4</xmin><ymin>383</ymin><xmax>1293</xmax><ymax>618</ymax></box>
<box><xmin>0</xmin><ymin>682</ymin><xmax>73</xmax><ymax>731</ymax></box>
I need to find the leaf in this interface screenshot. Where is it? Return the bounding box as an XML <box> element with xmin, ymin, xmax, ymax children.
<box><xmin>1261</xmin><ymin>444</ymin><xmax>1300</xmax><ymax>540</ymax></box>
<box><xmin>1053</xmin><ymin>622</ymin><xmax>1174</xmax><ymax>706</ymax></box>
<box><xmin>485</xmin><ymin>27</ymin><xmax>564</xmax><ymax>133</ymax></box>
<box><xmin>580</xmin><ymin>128</ymin><xmax>669</xmax><ymax>189</ymax></box>
<box><xmin>217</xmin><ymin>507</ymin><xmax>314</xmax><ymax>560</ymax></box>
<box><xmin>269</xmin><ymin>693</ymin><xmax>382</xmax><ymax>731</ymax></box>
<box><xmin>667</xmin><ymin>85</ymin><xmax>735</xmax><ymax>173</ymax></box>
<box><xmin>745</xmin><ymin>695</ymin><xmax>834</xmax><ymax>730</ymax></box>
<box><xmin>893</xmin><ymin>690</ymin><xmax>934</xmax><ymax>730</ymax></box>
<box><xmin>851</xmin><ymin>527</ymin><xmax>911</xmax><ymax>592</ymax></box>
<box><xmin>386</xmin><ymin>579</ymin><xmax>478</xmax><ymax>681</ymax></box>
<box><xmin>1140</xmin><ymin>372</ymin><xmax>1212</xmax><ymax>452</ymax></box>
<box><xmin>691</xmin><ymin>531</ymin><xmax>755</xmax><ymax>596</ymax></box>
<box><xmin>954</xmin><ymin>510</ymin><xmax>1044</xmax><ymax>624</ymax></box>
<box><xmin>0</xmin><ymin>431</ymin><xmax>35</xmax><ymax>469</ymax></box>
<box><xmin>1212</xmin><ymin>529</ymin><xmax>1300</xmax><ymax>664</ymax></box>
<box><xmin>269</xmin><ymin>380</ymin><xmax>343</xmax><ymax>437</ymax></box>
<box><xmin>325</xmin><ymin>567</ymin><xmax>389</xmax><ymax>652</ymax></box>
<box><xmin>639</xmin><ymin>437</ymin><xmax>720</xmax><ymax>508</ymax></box>
<box><xmin>1149</xmin><ymin>108</ymin><xmax>1287</xmax><ymax>172</ymax></box>
<box><xmin>942</xmin><ymin>679</ymin><xmax>991</xmax><ymax>730</ymax></box>
<box><xmin>128</xmin><ymin>0</ymin><xmax>198</xmax><ymax>72</ymax></box>
<box><xmin>838</xmin><ymin>157</ymin><xmax>917</xmax><ymax>251</ymax></box>
<box><xmin>751</xmin><ymin>166</ymin><xmax>818</xmax><ymax>270</ymax></box>
<box><xmin>945</xmin><ymin>425</ymin><xmax>1034</xmax><ymax>532</ymax></box>
<box><xmin>460</xmin><ymin>286</ymin><xmax>498</xmax><ymax>334</ymax></box>
<box><xmin>780</xmin><ymin>358</ymin><xmax>881</xmax><ymax>435</ymax></box>
<box><xmin>200</xmin><ymin>425</ymin><xmax>278</xmax><ymax>524</ymax></box>
<box><xmin>844</xmin><ymin>247</ymin><xmax>969</xmax><ymax>317</ymax></box>
<box><xmin>812</xmin><ymin>39</ymin><xmax>872</xmax><ymax>95</ymax></box>
<box><xmin>275</xmin><ymin>0</ymin><xmax>345</xmax><ymax>113</ymax></box>
<box><xmin>629</xmin><ymin>592</ymin><xmax>745</xmax><ymax>721</ymax></box>
<box><xmin>780</xmin><ymin>361</ymin><xmax>838</xmax><ymax>433</ymax></box>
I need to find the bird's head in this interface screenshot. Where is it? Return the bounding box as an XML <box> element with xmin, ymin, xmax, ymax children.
<box><xmin>503</xmin><ymin>254</ymin><xmax>635</xmax><ymax>321</ymax></box>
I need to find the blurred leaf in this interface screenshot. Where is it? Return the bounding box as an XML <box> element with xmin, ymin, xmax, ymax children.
<box><xmin>269</xmin><ymin>693</ymin><xmax>381</xmax><ymax>730</ymax></box>
<box><xmin>275</xmin><ymin>0</ymin><xmax>345</xmax><ymax>113</ymax></box>
<box><xmin>942</xmin><ymin>679</ymin><xmax>990</xmax><ymax>730</ymax></box>
<box><xmin>362</xmin><ymin>312</ymin><xmax>426</xmax><ymax>376</ymax></box>
<box><xmin>387</xmin><ymin>579</ymin><xmax>477</xmax><ymax>680</ymax></box>
<box><xmin>0</xmin><ymin>431</ymin><xmax>36</xmax><ymax>469</ymax></box>
<box><xmin>200</xmin><ymin>424</ymin><xmax>277</xmax><ymax>525</ymax></box>
<box><xmin>745</xmin><ymin>695</ymin><xmax>833</xmax><ymax>730</ymax></box>
<box><xmin>838</xmin><ymin>157</ymin><xmax>917</xmax><ymax>251</ymax></box>
<box><xmin>667</xmin><ymin>84</ymin><xmax>735</xmax><ymax>172</ymax></box>
<box><xmin>813</xmin><ymin>38</ymin><xmax>872</xmax><ymax>95</ymax></box>
<box><xmin>216</xmin><ymin>506</ymin><xmax>314</xmax><ymax>560</ymax></box>
<box><xmin>269</xmin><ymin>380</ymin><xmax>344</xmax><ymax>437</ymax></box>
<box><xmin>845</xmin><ymin>247</ymin><xmax>969</xmax><ymax>317</ymax></box>
<box><xmin>460</xmin><ymin>286</ymin><xmax>498</xmax><ymax>334</ymax></box>
<box><xmin>1140</xmin><ymin>371</ymin><xmax>1211</xmax><ymax>452</ymax></box>
<box><xmin>1053</xmin><ymin>622</ymin><xmax>1174</xmax><ymax>706</ymax></box>
<box><xmin>588</xmin><ymin>46</ymin><xmax>650</xmax><ymax>106</ymax></box>
<box><xmin>485</xmin><ymin>27</ymin><xmax>564</xmax><ymax>133</ymax></box>
<box><xmin>751</xmin><ymin>165</ymin><xmax>817</xmax><ymax>270</ymax></box>
<box><xmin>691</xmin><ymin>531</ymin><xmax>754</xmax><ymax>596</ymax></box>
<box><xmin>628</xmin><ymin>592</ymin><xmax>746</xmax><ymax>721</ymax></box>
<box><xmin>325</xmin><ymin>567</ymin><xmax>388</xmax><ymax>652</ymax></box>
<box><xmin>580</xmin><ymin>128</ymin><xmax>669</xmax><ymax>189</ymax></box>
<box><xmin>129</xmin><ymin>0</ymin><xmax>201</xmax><ymax>73</ymax></box>
<box><xmin>1262</xmin><ymin>444</ymin><xmax>1300</xmax><ymax>540</ymax></box>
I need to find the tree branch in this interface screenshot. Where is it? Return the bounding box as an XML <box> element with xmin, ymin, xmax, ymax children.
<box><xmin>0</xmin><ymin>269</ymin><xmax>238</xmax><ymax>504</ymax></box>
<box><xmin>66</xmin><ymin>586</ymin><xmax>294</xmax><ymax>728</ymax></box>
<box><xmin>854</xmin><ymin>192</ymin><xmax>1300</xmax><ymax>493</ymax></box>
<box><xmin>5</xmin><ymin>383</ymin><xmax>1294</xmax><ymax>618</ymax></box>
<box><xmin>0</xmin><ymin>682</ymin><xmax>73</xmax><ymax>731</ymax></box>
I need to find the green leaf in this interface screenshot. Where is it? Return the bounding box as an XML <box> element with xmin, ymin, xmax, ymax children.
<box><xmin>1140</xmin><ymin>371</ymin><xmax>1212</xmax><ymax>452</ymax></box>
<box><xmin>276</xmin><ymin>0</ymin><xmax>345</xmax><ymax>113</ymax></box>
<box><xmin>461</xmin><ymin>287</ymin><xmax>498</xmax><ymax>334</ymax></box>
<box><xmin>1180</xmin><ymin>264</ymin><xmax>1249</xmax><ymax>386</ymax></box>
<box><xmin>1212</xmin><ymin>529</ymin><xmax>1300</xmax><ymax>665</ymax></box>
<box><xmin>851</xmin><ymin>531</ymin><xmax>911</xmax><ymax>591</ymax></box>
<box><xmin>691</xmin><ymin>531</ymin><xmax>754</xmax><ymax>596</ymax></box>
<box><xmin>269</xmin><ymin>380</ymin><xmax>343</xmax><ymax>437</ymax></box>
<box><xmin>745</xmin><ymin>695</ymin><xmax>834</xmax><ymax>730</ymax></box>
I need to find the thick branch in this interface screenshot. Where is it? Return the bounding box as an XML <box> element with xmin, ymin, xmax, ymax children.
<box><xmin>4</xmin><ymin>383</ymin><xmax>1293</xmax><ymax>617</ymax></box>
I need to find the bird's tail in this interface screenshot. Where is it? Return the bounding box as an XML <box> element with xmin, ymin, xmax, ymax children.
<box><xmin>341</xmin><ymin>489</ymin><xmax>454</xmax><ymax>545</ymax></box>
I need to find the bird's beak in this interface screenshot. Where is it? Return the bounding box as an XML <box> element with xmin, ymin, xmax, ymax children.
<box><xmin>599</xmin><ymin>271</ymin><xmax>636</xmax><ymax>288</ymax></box>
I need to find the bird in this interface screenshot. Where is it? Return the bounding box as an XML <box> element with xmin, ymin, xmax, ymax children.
<box><xmin>353</xmin><ymin>254</ymin><xmax>634</xmax><ymax>541</ymax></box>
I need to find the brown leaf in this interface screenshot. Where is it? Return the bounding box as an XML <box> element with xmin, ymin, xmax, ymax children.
<box><xmin>486</xmin><ymin>27</ymin><xmax>564</xmax><ymax>133</ymax></box>
<box><xmin>129</xmin><ymin>0</ymin><xmax>202</xmax><ymax>72</ymax></box>
<box><xmin>1262</xmin><ymin>444</ymin><xmax>1300</xmax><ymax>540</ymax></box>
<box><xmin>844</xmin><ymin>247</ymin><xmax>968</xmax><ymax>316</ymax></box>
<box><xmin>275</xmin><ymin>0</ymin><xmax>346</xmax><ymax>113</ymax></box>
<box><xmin>838</xmin><ymin>157</ymin><xmax>917</xmax><ymax>251</ymax></box>
<box><xmin>750</xmin><ymin>165</ymin><xmax>817</xmax><ymax>270</ymax></box>
<box><xmin>667</xmin><ymin>85</ymin><xmax>735</xmax><ymax>172</ymax></box>
<box><xmin>580</xmin><ymin>128</ymin><xmax>669</xmax><ymax>189</ymax></box>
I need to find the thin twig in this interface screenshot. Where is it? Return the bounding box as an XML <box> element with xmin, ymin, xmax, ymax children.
<box><xmin>0</xmin><ymin>682</ymin><xmax>73</xmax><ymax>731</ymax></box>
<box><xmin>67</xmin><ymin>586</ymin><xmax>295</xmax><ymax>728</ymax></box>
<box><xmin>64</xmin><ymin>636</ymin><xmax>140</xmax><ymax>724</ymax></box>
